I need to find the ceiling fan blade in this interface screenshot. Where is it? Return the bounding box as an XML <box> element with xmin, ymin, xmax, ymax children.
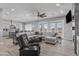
<box><xmin>37</xmin><ymin>12</ymin><xmax>47</xmax><ymax>18</ymax></box>
<box><xmin>40</xmin><ymin>13</ymin><xmax>47</xmax><ymax>17</ymax></box>
<box><xmin>41</xmin><ymin>13</ymin><xmax>45</xmax><ymax>15</ymax></box>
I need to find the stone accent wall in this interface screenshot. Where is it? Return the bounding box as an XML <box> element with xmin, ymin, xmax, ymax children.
<box><xmin>75</xmin><ymin>3</ymin><xmax>79</xmax><ymax>36</ymax></box>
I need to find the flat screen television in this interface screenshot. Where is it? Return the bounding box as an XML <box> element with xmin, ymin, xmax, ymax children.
<box><xmin>66</xmin><ymin>10</ymin><xmax>72</xmax><ymax>23</ymax></box>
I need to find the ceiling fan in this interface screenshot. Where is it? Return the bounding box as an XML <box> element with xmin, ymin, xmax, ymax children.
<box><xmin>37</xmin><ymin>12</ymin><xmax>47</xmax><ymax>18</ymax></box>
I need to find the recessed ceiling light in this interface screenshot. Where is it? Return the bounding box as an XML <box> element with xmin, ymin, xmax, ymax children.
<box><xmin>56</xmin><ymin>3</ymin><xmax>60</xmax><ymax>7</ymax></box>
<box><xmin>11</xmin><ymin>8</ymin><xmax>15</xmax><ymax>11</ymax></box>
<box><xmin>60</xmin><ymin>10</ymin><xmax>64</xmax><ymax>14</ymax></box>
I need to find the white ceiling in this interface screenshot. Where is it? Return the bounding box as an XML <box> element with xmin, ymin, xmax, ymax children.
<box><xmin>0</xmin><ymin>3</ymin><xmax>73</xmax><ymax>23</ymax></box>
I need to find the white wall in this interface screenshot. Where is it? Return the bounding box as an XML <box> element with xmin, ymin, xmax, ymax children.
<box><xmin>0</xmin><ymin>8</ymin><xmax>3</xmax><ymax>36</ymax></box>
<box><xmin>64</xmin><ymin>18</ymin><xmax>72</xmax><ymax>40</ymax></box>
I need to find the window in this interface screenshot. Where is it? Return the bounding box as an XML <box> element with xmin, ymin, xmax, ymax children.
<box><xmin>57</xmin><ymin>22</ymin><xmax>64</xmax><ymax>38</ymax></box>
<box><xmin>25</xmin><ymin>24</ymin><xmax>32</xmax><ymax>31</ymax></box>
<box><xmin>43</xmin><ymin>23</ymin><xmax>48</xmax><ymax>31</ymax></box>
<box><xmin>49</xmin><ymin>23</ymin><xmax>57</xmax><ymax>33</ymax></box>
